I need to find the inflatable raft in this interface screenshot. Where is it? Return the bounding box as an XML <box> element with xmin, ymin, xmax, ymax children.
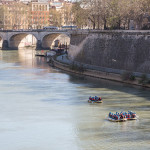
<box><xmin>108</xmin><ymin>111</ymin><xmax>138</xmax><ymax>122</ymax></box>
<box><xmin>108</xmin><ymin>117</ymin><xmax>127</xmax><ymax>122</ymax></box>
<box><xmin>88</xmin><ymin>100</ymin><xmax>103</xmax><ymax>103</ymax></box>
<box><xmin>88</xmin><ymin>96</ymin><xmax>102</xmax><ymax>103</ymax></box>
<box><xmin>126</xmin><ymin>111</ymin><xmax>138</xmax><ymax>120</ymax></box>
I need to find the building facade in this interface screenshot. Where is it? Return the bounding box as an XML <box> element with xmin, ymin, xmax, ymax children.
<box><xmin>0</xmin><ymin>1</ymin><xmax>30</xmax><ymax>30</ymax></box>
<box><xmin>0</xmin><ymin>0</ymin><xmax>74</xmax><ymax>30</ymax></box>
<box><xmin>30</xmin><ymin>2</ymin><xmax>49</xmax><ymax>29</ymax></box>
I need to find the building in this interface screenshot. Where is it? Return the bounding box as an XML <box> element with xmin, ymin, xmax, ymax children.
<box><xmin>48</xmin><ymin>0</ymin><xmax>63</xmax><ymax>26</ymax></box>
<box><xmin>62</xmin><ymin>1</ymin><xmax>73</xmax><ymax>26</ymax></box>
<box><xmin>0</xmin><ymin>0</ymin><xmax>74</xmax><ymax>30</ymax></box>
<box><xmin>49</xmin><ymin>0</ymin><xmax>73</xmax><ymax>26</ymax></box>
<box><xmin>0</xmin><ymin>1</ymin><xmax>30</xmax><ymax>30</ymax></box>
<box><xmin>49</xmin><ymin>0</ymin><xmax>63</xmax><ymax>10</ymax></box>
<box><xmin>30</xmin><ymin>1</ymin><xmax>49</xmax><ymax>29</ymax></box>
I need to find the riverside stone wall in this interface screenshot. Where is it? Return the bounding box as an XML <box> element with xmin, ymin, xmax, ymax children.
<box><xmin>69</xmin><ymin>31</ymin><xmax>150</xmax><ymax>74</ymax></box>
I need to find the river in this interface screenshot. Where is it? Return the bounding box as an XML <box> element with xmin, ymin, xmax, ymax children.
<box><xmin>0</xmin><ymin>49</ymin><xmax>150</xmax><ymax>150</ymax></box>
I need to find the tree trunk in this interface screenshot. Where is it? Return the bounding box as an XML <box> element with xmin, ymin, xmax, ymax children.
<box><xmin>118</xmin><ymin>19</ymin><xmax>121</xmax><ymax>29</ymax></box>
<box><xmin>104</xmin><ymin>19</ymin><xmax>107</xmax><ymax>30</ymax></box>
<box><xmin>88</xmin><ymin>16</ymin><xmax>96</xmax><ymax>29</ymax></box>
<box><xmin>93</xmin><ymin>22</ymin><xmax>95</xmax><ymax>29</ymax></box>
<box><xmin>97</xmin><ymin>15</ymin><xmax>100</xmax><ymax>29</ymax></box>
<box><xmin>127</xmin><ymin>19</ymin><xmax>130</xmax><ymax>30</ymax></box>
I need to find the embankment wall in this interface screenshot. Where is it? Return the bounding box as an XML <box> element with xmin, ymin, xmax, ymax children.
<box><xmin>69</xmin><ymin>31</ymin><xmax>150</xmax><ymax>74</ymax></box>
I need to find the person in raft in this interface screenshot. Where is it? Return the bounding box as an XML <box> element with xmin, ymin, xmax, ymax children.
<box><xmin>98</xmin><ymin>97</ymin><xmax>102</xmax><ymax>101</ymax></box>
<box><xmin>89</xmin><ymin>96</ymin><xmax>92</xmax><ymax>100</ymax></box>
<box><xmin>89</xmin><ymin>96</ymin><xmax>95</xmax><ymax>101</ymax></box>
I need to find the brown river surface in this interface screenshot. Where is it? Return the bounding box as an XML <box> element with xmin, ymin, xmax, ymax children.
<box><xmin>0</xmin><ymin>49</ymin><xmax>150</xmax><ymax>150</ymax></box>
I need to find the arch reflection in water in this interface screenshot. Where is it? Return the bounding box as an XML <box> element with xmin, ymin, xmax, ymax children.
<box><xmin>0</xmin><ymin>36</ymin><xmax>3</xmax><ymax>49</ymax></box>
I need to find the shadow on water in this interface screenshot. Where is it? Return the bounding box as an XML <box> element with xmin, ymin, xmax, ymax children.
<box><xmin>1</xmin><ymin>49</ymin><xmax>150</xmax><ymax>102</ymax></box>
<box><xmin>67</xmin><ymin>73</ymin><xmax>150</xmax><ymax>100</ymax></box>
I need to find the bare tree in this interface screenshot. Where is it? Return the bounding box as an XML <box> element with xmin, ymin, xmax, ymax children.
<box><xmin>49</xmin><ymin>8</ymin><xmax>62</xmax><ymax>27</ymax></box>
<box><xmin>72</xmin><ymin>2</ymin><xmax>88</xmax><ymax>28</ymax></box>
<box><xmin>80</xmin><ymin>0</ymin><xmax>110</xmax><ymax>29</ymax></box>
<box><xmin>62</xmin><ymin>2</ymin><xmax>73</xmax><ymax>26</ymax></box>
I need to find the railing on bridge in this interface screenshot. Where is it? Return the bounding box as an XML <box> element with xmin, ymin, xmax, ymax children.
<box><xmin>0</xmin><ymin>29</ymin><xmax>78</xmax><ymax>32</ymax></box>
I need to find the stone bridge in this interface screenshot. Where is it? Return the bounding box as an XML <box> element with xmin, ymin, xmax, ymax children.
<box><xmin>0</xmin><ymin>30</ymin><xmax>78</xmax><ymax>50</ymax></box>
<box><xmin>0</xmin><ymin>29</ymin><xmax>89</xmax><ymax>50</ymax></box>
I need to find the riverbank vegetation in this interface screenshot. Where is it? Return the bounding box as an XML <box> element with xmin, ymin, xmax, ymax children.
<box><xmin>139</xmin><ymin>74</ymin><xmax>150</xmax><ymax>85</ymax></box>
<box><xmin>69</xmin><ymin>62</ymin><xmax>85</xmax><ymax>73</ymax></box>
<box><xmin>121</xmin><ymin>71</ymin><xmax>150</xmax><ymax>86</ymax></box>
<box><xmin>121</xmin><ymin>71</ymin><xmax>136</xmax><ymax>81</ymax></box>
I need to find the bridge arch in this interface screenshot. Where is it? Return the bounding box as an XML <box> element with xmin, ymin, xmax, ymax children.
<box><xmin>0</xmin><ymin>34</ymin><xmax>3</xmax><ymax>49</ymax></box>
<box><xmin>9</xmin><ymin>33</ymin><xmax>38</xmax><ymax>50</ymax></box>
<box><xmin>41</xmin><ymin>33</ymin><xmax>70</xmax><ymax>49</ymax></box>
